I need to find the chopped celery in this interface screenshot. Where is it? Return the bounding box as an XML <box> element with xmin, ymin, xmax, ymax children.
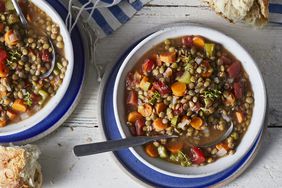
<box><xmin>5</xmin><ymin>1</ymin><xmax>14</xmax><ymax>11</ymax></box>
<box><xmin>171</xmin><ymin>116</ymin><xmax>178</xmax><ymax>126</ymax></box>
<box><xmin>177</xmin><ymin>71</ymin><xmax>191</xmax><ymax>84</ymax></box>
<box><xmin>204</xmin><ymin>43</ymin><xmax>215</xmax><ymax>58</ymax></box>
<box><xmin>157</xmin><ymin>145</ymin><xmax>168</xmax><ymax>158</ymax></box>
<box><xmin>184</xmin><ymin>63</ymin><xmax>193</xmax><ymax>71</ymax></box>
<box><xmin>142</xmin><ymin>82</ymin><xmax>151</xmax><ymax>91</ymax></box>
<box><xmin>38</xmin><ymin>90</ymin><xmax>49</xmax><ymax>105</ymax></box>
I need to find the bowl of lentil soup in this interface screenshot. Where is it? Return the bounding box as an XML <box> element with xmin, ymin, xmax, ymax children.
<box><xmin>0</xmin><ymin>0</ymin><xmax>73</xmax><ymax>135</ymax></box>
<box><xmin>113</xmin><ymin>26</ymin><xmax>266</xmax><ymax>177</ymax></box>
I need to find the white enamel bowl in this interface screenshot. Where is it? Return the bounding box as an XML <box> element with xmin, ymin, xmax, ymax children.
<box><xmin>0</xmin><ymin>0</ymin><xmax>73</xmax><ymax>137</ymax></box>
<box><xmin>113</xmin><ymin>26</ymin><xmax>266</xmax><ymax>178</ymax></box>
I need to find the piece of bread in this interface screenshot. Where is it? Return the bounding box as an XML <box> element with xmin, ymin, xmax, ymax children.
<box><xmin>203</xmin><ymin>0</ymin><xmax>269</xmax><ymax>27</ymax></box>
<box><xmin>0</xmin><ymin>145</ymin><xmax>42</xmax><ymax>188</ymax></box>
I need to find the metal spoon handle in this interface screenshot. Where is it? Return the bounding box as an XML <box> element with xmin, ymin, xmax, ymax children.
<box><xmin>73</xmin><ymin>135</ymin><xmax>176</xmax><ymax>157</ymax></box>
<box><xmin>11</xmin><ymin>0</ymin><xmax>28</xmax><ymax>27</ymax></box>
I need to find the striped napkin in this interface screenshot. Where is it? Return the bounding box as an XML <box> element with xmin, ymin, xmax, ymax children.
<box><xmin>63</xmin><ymin>0</ymin><xmax>282</xmax><ymax>39</ymax></box>
<box><xmin>63</xmin><ymin>0</ymin><xmax>150</xmax><ymax>38</ymax></box>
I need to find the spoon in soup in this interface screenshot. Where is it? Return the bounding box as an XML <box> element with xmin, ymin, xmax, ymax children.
<box><xmin>73</xmin><ymin>122</ymin><xmax>233</xmax><ymax>157</ymax></box>
<box><xmin>11</xmin><ymin>0</ymin><xmax>56</xmax><ymax>79</ymax></box>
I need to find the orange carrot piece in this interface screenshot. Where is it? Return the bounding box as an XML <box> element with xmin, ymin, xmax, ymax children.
<box><xmin>144</xmin><ymin>143</ymin><xmax>159</xmax><ymax>158</ymax></box>
<box><xmin>225</xmin><ymin>93</ymin><xmax>235</xmax><ymax>106</ymax></box>
<box><xmin>193</xmin><ymin>36</ymin><xmax>205</xmax><ymax>48</ymax></box>
<box><xmin>190</xmin><ymin>116</ymin><xmax>203</xmax><ymax>130</ymax></box>
<box><xmin>153</xmin><ymin>118</ymin><xmax>167</xmax><ymax>132</ymax></box>
<box><xmin>171</xmin><ymin>82</ymin><xmax>186</xmax><ymax>97</ymax></box>
<box><xmin>0</xmin><ymin>61</ymin><xmax>9</xmax><ymax>78</ymax></box>
<box><xmin>159</xmin><ymin>52</ymin><xmax>176</xmax><ymax>64</ymax></box>
<box><xmin>235</xmin><ymin>111</ymin><xmax>244</xmax><ymax>123</ymax></box>
<box><xmin>166</xmin><ymin>141</ymin><xmax>184</xmax><ymax>154</ymax></box>
<box><xmin>138</xmin><ymin>104</ymin><xmax>153</xmax><ymax>117</ymax></box>
<box><xmin>216</xmin><ymin>142</ymin><xmax>230</xmax><ymax>151</ymax></box>
<box><xmin>0</xmin><ymin>120</ymin><xmax>7</xmax><ymax>127</ymax></box>
<box><xmin>128</xmin><ymin>111</ymin><xmax>143</xmax><ymax>123</ymax></box>
<box><xmin>12</xmin><ymin>99</ymin><xmax>27</xmax><ymax>113</ymax></box>
<box><xmin>7</xmin><ymin>110</ymin><xmax>17</xmax><ymax>121</ymax></box>
<box><xmin>4</xmin><ymin>30</ymin><xmax>19</xmax><ymax>46</ymax></box>
<box><xmin>155</xmin><ymin>103</ymin><xmax>166</xmax><ymax>114</ymax></box>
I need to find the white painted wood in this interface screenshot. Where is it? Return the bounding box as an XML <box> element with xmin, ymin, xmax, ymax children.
<box><xmin>36</xmin><ymin>0</ymin><xmax>282</xmax><ymax>187</ymax></box>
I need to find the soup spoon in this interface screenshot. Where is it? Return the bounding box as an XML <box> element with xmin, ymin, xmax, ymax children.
<box><xmin>11</xmin><ymin>0</ymin><xmax>56</xmax><ymax>79</ymax></box>
<box><xmin>73</xmin><ymin>122</ymin><xmax>233</xmax><ymax>157</ymax></box>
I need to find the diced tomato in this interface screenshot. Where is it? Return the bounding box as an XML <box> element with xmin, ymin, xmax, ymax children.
<box><xmin>0</xmin><ymin>1</ymin><xmax>5</xmax><ymax>12</ymax></box>
<box><xmin>153</xmin><ymin>81</ymin><xmax>170</xmax><ymax>95</ymax></box>
<box><xmin>41</xmin><ymin>49</ymin><xmax>51</xmax><ymax>62</ymax></box>
<box><xmin>135</xmin><ymin>118</ymin><xmax>145</xmax><ymax>136</ymax></box>
<box><xmin>0</xmin><ymin>48</ymin><xmax>7</xmax><ymax>62</ymax></box>
<box><xmin>227</xmin><ymin>61</ymin><xmax>241</xmax><ymax>78</ymax></box>
<box><xmin>182</xmin><ymin>36</ymin><xmax>193</xmax><ymax>47</ymax></box>
<box><xmin>233</xmin><ymin>82</ymin><xmax>243</xmax><ymax>99</ymax></box>
<box><xmin>142</xmin><ymin>59</ymin><xmax>155</xmax><ymax>73</ymax></box>
<box><xmin>190</xmin><ymin>147</ymin><xmax>206</xmax><ymax>164</ymax></box>
<box><xmin>220</xmin><ymin>55</ymin><xmax>232</xmax><ymax>65</ymax></box>
<box><xmin>127</xmin><ymin>90</ymin><xmax>138</xmax><ymax>106</ymax></box>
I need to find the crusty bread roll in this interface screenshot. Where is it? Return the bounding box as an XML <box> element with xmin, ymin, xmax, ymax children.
<box><xmin>203</xmin><ymin>0</ymin><xmax>269</xmax><ymax>26</ymax></box>
<box><xmin>0</xmin><ymin>145</ymin><xmax>42</xmax><ymax>188</ymax></box>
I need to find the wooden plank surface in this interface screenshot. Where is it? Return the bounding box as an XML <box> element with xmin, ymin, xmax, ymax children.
<box><xmin>37</xmin><ymin>0</ymin><xmax>282</xmax><ymax>187</ymax></box>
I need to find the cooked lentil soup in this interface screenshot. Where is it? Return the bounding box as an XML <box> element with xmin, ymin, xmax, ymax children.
<box><xmin>125</xmin><ymin>35</ymin><xmax>254</xmax><ymax>166</ymax></box>
<box><xmin>0</xmin><ymin>0</ymin><xmax>68</xmax><ymax>127</ymax></box>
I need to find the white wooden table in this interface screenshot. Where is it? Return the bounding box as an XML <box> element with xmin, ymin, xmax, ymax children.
<box><xmin>35</xmin><ymin>0</ymin><xmax>282</xmax><ymax>187</ymax></box>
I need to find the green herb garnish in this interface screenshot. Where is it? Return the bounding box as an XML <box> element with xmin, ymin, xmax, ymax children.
<box><xmin>149</xmin><ymin>91</ymin><xmax>161</xmax><ymax>105</ymax></box>
<box><xmin>203</xmin><ymin>89</ymin><xmax>222</xmax><ymax>101</ymax></box>
<box><xmin>24</xmin><ymin>92</ymin><xmax>33</xmax><ymax>106</ymax></box>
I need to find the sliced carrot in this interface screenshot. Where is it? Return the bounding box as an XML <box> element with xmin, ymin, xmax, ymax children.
<box><xmin>225</xmin><ymin>93</ymin><xmax>235</xmax><ymax>106</ymax></box>
<box><xmin>193</xmin><ymin>36</ymin><xmax>205</xmax><ymax>48</ymax></box>
<box><xmin>0</xmin><ymin>120</ymin><xmax>7</xmax><ymax>127</ymax></box>
<box><xmin>190</xmin><ymin>116</ymin><xmax>203</xmax><ymax>130</ymax></box>
<box><xmin>216</xmin><ymin>142</ymin><xmax>230</xmax><ymax>151</ymax></box>
<box><xmin>138</xmin><ymin>104</ymin><xmax>153</xmax><ymax>117</ymax></box>
<box><xmin>12</xmin><ymin>99</ymin><xmax>27</xmax><ymax>113</ymax></box>
<box><xmin>7</xmin><ymin>110</ymin><xmax>17</xmax><ymax>121</ymax></box>
<box><xmin>235</xmin><ymin>111</ymin><xmax>244</xmax><ymax>124</ymax></box>
<box><xmin>155</xmin><ymin>103</ymin><xmax>166</xmax><ymax>114</ymax></box>
<box><xmin>4</xmin><ymin>30</ymin><xmax>19</xmax><ymax>46</ymax></box>
<box><xmin>0</xmin><ymin>61</ymin><xmax>9</xmax><ymax>78</ymax></box>
<box><xmin>159</xmin><ymin>52</ymin><xmax>176</xmax><ymax>64</ymax></box>
<box><xmin>144</xmin><ymin>143</ymin><xmax>159</xmax><ymax>158</ymax></box>
<box><xmin>171</xmin><ymin>82</ymin><xmax>186</xmax><ymax>97</ymax></box>
<box><xmin>153</xmin><ymin>118</ymin><xmax>167</xmax><ymax>132</ymax></box>
<box><xmin>128</xmin><ymin>111</ymin><xmax>143</xmax><ymax>123</ymax></box>
<box><xmin>166</xmin><ymin>141</ymin><xmax>184</xmax><ymax>154</ymax></box>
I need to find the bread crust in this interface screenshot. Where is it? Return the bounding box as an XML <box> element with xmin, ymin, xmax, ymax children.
<box><xmin>0</xmin><ymin>145</ymin><xmax>42</xmax><ymax>188</ymax></box>
<box><xmin>203</xmin><ymin>0</ymin><xmax>269</xmax><ymax>26</ymax></box>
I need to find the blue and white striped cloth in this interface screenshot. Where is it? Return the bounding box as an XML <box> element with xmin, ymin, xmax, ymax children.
<box><xmin>269</xmin><ymin>0</ymin><xmax>282</xmax><ymax>24</ymax></box>
<box><xmin>66</xmin><ymin>0</ymin><xmax>150</xmax><ymax>38</ymax></box>
<box><xmin>66</xmin><ymin>0</ymin><xmax>282</xmax><ymax>39</ymax></box>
